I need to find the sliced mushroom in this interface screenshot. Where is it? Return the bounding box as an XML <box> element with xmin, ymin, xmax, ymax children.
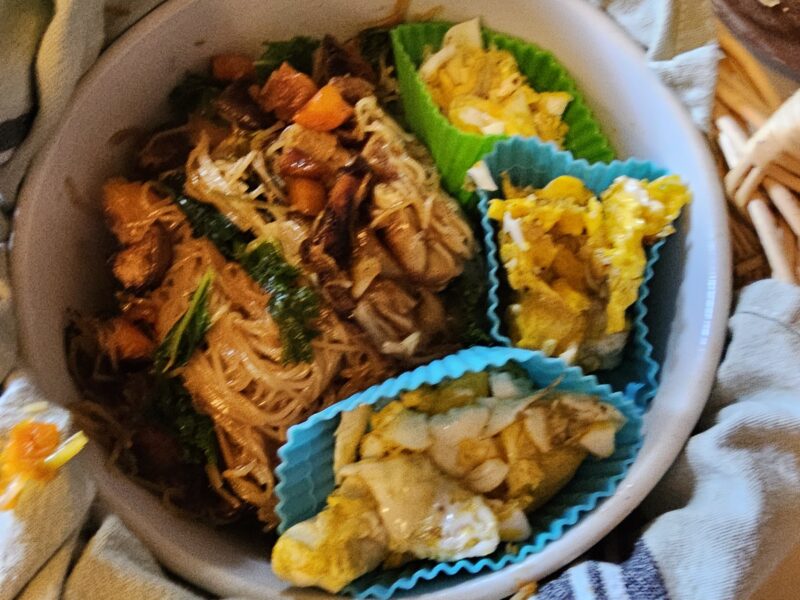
<box><xmin>214</xmin><ymin>80</ymin><xmax>273</xmax><ymax>130</ymax></box>
<box><xmin>317</xmin><ymin>171</ymin><xmax>362</xmax><ymax>267</ymax></box>
<box><xmin>278</xmin><ymin>148</ymin><xmax>329</xmax><ymax>180</ymax></box>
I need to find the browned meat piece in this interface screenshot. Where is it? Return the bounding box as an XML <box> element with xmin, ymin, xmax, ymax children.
<box><xmin>214</xmin><ymin>81</ymin><xmax>273</xmax><ymax>130</ymax></box>
<box><xmin>313</xmin><ymin>35</ymin><xmax>376</xmax><ymax>85</ymax></box>
<box><xmin>132</xmin><ymin>424</ymin><xmax>186</xmax><ymax>479</ymax></box>
<box><xmin>211</xmin><ymin>53</ymin><xmax>256</xmax><ymax>82</ymax></box>
<box><xmin>119</xmin><ymin>295</ymin><xmax>159</xmax><ymax>327</ymax></box>
<box><xmin>361</xmin><ymin>134</ymin><xmax>399</xmax><ymax>181</ymax></box>
<box><xmin>278</xmin><ymin>124</ymin><xmax>353</xmax><ymax>182</ymax></box>
<box><xmin>98</xmin><ymin>317</ymin><xmax>156</xmax><ymax>362</ymax></box>
<box><xmin>258</xmin><ymin>62</ymin><xmax>318</xmax><ymax>121</ymax></box>
<box><xmin>278</xmin><ymin>148</ymin><xmax>329</xmax><ymax>180</ymax></box>
<box><xmin>112</xmin><ymin>223</ymin><xmax>173</xmax><ymax>290</ymax></box>
<box><xmin>187</xmin><ymin>113</ymin><xmax>230</xmax><ymax>149</ymax></box>
<box><xmin>328</xmin><ymin>75</ymin><xmax>376</xmax><ymax>104</ymax></box>
<box><xmin>103</xmin><ymin>179</ymin><xmax>165</xmax><ymax>245</ymax></box>
<box><xmin>137</xmin><ymin>127</ymin><xmax>193</xmax><ymax>176</ymax></box>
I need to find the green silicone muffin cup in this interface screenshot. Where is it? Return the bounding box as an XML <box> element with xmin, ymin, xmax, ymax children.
<box><xmin>390</xmin><ymin>21</ymin><xmax>615</xmax><ymax>202</ymax></box>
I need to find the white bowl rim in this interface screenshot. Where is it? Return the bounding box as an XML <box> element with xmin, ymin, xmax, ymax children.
<box><xmin>9</xmin><ymin>0</ymin><xmax>732</xmax><ymax>598</ymax></box>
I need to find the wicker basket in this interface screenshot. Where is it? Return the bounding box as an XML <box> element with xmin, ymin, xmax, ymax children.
<box><xmin>712</xmin><ymin>24</ymin><xmax>799</xmax><ymax>290</ymax></box>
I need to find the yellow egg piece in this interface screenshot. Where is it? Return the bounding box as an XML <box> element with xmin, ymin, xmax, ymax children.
<box><xmin>489</xmin><ymin>174</ymin><xmax>690</xmax><ymax>369</ymax></box>
<box><xmin>420</xmin><ymin>30</ymin><xmax>572</xmax><ymax>143</ymax></box>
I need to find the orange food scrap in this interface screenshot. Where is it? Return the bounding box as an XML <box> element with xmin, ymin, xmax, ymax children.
<box><xmin>293</xmin><ymin>84</ymin><xmax>354</xmax><ymax>132</ymax></box>
<box><xmin>211</xmin><ymin>53</ymin><xmax>256</xmax><ymax>82</ymax></box>
<box><xmin>0</xmin><ymin>421</ymin><xmax>60</xmax><ymax>509</ymax></box>
<box><xmin>286</xmin><ymin>177</ymin><xmax>327</xmax><ymax>215</ymax></box>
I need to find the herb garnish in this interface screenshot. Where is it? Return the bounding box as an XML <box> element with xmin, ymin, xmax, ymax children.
<box><xmin>152</xmin><ymin>376</ymin><xmax>218</xmax><ymax>465</ymax></box>
<box><xmin>154</xmin><ymin>269</ymin><xmax>215</xmax><ymax>374</ymax></box>
<box><xmin>149</xmin><ymin>270</ymin><xmax>218</xmax><ymax>466</ymax></box>
<box><xmin>254</xmin><ymin>36</ymin><xmax>320</xmax><ymax>81</ymax></box>
<box><xmin>171</xmin><ymin>190</ymin><xmax>320</xmax><ymax>363</ymax></box>
<box><xmin>443</xmin><ymin>255</ymin><xmax>491</xmax><ymax>346</ymax></box>
<box><xmin>175</xmin><ymin>195</ymin><xmax>249</xmax><ymax>261</ymax></box>
<box><xmin>168</xmin><ymin>72</ymin><xmax>224</xmax><ymax>118</ymax></box>
<box><xmin>239</xmin><ymin>242</ymin><xmax>320</xmax><ymax>363</ymax></box>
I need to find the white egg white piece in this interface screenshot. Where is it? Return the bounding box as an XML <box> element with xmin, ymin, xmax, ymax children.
<box><xmin>340</xmin><ymin>454</ymin><xmax>500</xmax><ymax>561</ymax></box>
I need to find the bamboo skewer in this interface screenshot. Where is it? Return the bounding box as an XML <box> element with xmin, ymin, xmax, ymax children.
<box><xmin>716</xmin><ymin>116</ymin><xmax>799</xmax><ymax>284</ymax></box>
<box><xmin>717</xmin><ymin>25</ymin><xmax>783</xmax><ymax>112</ymax></box>
<box><xmin>764</xmin><ymin>178</ymin><xmax>800</xmax><ymax>238</ymax></box>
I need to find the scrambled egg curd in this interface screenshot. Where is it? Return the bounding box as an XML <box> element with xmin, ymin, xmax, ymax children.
<box><xmin>271</xmin><ymin>370</ymin><xmax>624</xmax><ymax>592</ymax></box>
<box><xmin>420</xmin><ymin>18</ymin><xmax>572</xmax><ymax>142</ymax></box>
<box><xmin>488</xmin><ymin>174</ymin><xmax>690</xmax><ymax>370</ymax></box>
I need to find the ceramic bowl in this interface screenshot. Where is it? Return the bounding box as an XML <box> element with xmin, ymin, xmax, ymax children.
<box><xmin>10</xmin><ymin>0</ymin><xmax>730</xmax><ymax>598</ymax></box>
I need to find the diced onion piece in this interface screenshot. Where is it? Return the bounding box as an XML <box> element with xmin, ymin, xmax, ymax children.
<box><xmin>523</xmin><ymin>406</ymin><xmax>552</xmax><ymax>453</ymax></box>
<box><xmin>442</xmin><ymin>18</ymin><xmax>483</xmax><ymax>50</ymax></box>
<box><xmin>381</xmin><ymin>410</ymin><xmax>431</xmax><ymax>451</ymax></box>
<box><xmin>541</xmin><ymin>92</ymin><xmax>571</xmax><ymax>116</ymax></box>
<box><xmin>359</xmin><ymin>432</ymin><xmax>388</xmax><ymax>459</ymax></box>
<box><xmin>481</xmin><ymin>122</ymin><xmax>505</xmax><ymax>135</ymax></box>
<box><xmin>466</xmin><ymin>161</ymin><xmax>498</xmax><ymax>191</ymax></box>
<box><xmin>419</xmin><ymin>45</ymin><xmax>457</xmax><ymax>80</ymax></box>
<box><xmin>579</xmin><ymin>421</ymin><xmax>617</xmax><ymax>458</ymax></box>
<box><xmin>465</xmin><ymin>458</ymin><xmax>509</xmax><ymax>493</ymax></box>
<box><xmin>334</xmin><ymin>405</ymin><xmax>371</xmax><ymax>478</ymax></box>
<box><xmin>485</xmin><ymin>395</ymin><xmax>542</xmax><ymax>437</ymax></box>
<box><xmin>489</xmin><ymin>371</ymin><xmax>522</xmax><ymax>400</ymax></box>
<box><xmin>497</xmin><ymin>506</ymin><xmax>532</xmax><ymax>542</ymax></box>
<box><xmin>502</xmin><ymin>212</ymin><xmax>529</xmax><ymax>251</ymax></box>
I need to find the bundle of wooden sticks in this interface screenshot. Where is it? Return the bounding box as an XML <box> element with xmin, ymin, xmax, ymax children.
<box><xmin>713</xmin><ymin>25</ymin><xmax>800</xmax><ymax>288</ymax></box>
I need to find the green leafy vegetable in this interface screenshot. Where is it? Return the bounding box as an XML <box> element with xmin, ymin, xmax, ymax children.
<box><xmin>443</xmin><ymin>254</ymin><xmax>491</xmax><ymax>346</ymax></box>
<box><xmin>154</xmin><ymin>269</ymin><xmax>215</xmax><ymax>374</ymax></box>
<box><xmin>254</xmin><ymin>36</ymin><xmax>320</xmax><ymax>81</ymax></box>
<box><xmin>169</xmin><ymin>188</ymin><xmax>320</xmax><ymax>363</ymax></box>
<box><xmin>168</xmin><ymin>72</ymin><xmax>224</xmax><ymax>118</ymax></box>
<box><xmin>239</xmin><ymin>242</ymin><xmax>320</xmax><ymax>363</ymax></box>
<box><xmin>356</xmin><ymin>27</ymin><xmax>405</xmax><ymax>124</ymax></box>
<box><xmin>152</xmin><ymin>377</ymin><xmax>218</xmax><ymax>465</ymax></box>
<box><xmin>175</xmin><ymin>195</ymin><xmax>251</xmax><ymax>261</ymax></box>
<box><xmin>358</xmin><ymin>27</ymin><xmax>393</xmax><ymax>72</ymax></box>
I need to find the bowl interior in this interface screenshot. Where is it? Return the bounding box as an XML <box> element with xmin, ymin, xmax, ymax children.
<box><xmin>9</xmin><ymin>0</ymin><xmax>730</xmax><ymax>598</ymax></box>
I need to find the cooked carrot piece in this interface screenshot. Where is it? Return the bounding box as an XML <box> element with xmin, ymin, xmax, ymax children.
<box><xmin>211</xmin><ymin>53</ymin><xmax>256</xmax><ymax>82</ymax></box>
<box><xmin>286</xmin><ymin>177</ymin><xmax>327</xmax><ymax>216</ymax></box>
<box><xmin>259</xmin><ymin>62</ymin><xmax>318</xmax><ymax>121</ymax></box>
<box><xmin>292</xmin><ymin>84</ymin><xmax>354</xmax><ymax>132</ymax></box>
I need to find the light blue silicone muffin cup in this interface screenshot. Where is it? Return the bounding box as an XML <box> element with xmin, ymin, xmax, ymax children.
<box><xmin>478</xmin><ymin>137</ymin><xmax>673</xmax><ymax>407</ymax></box>
<box><xmin>274</xmin><ymin>346</ymin><xmax>643</xmax><ymax>599</ymax></box>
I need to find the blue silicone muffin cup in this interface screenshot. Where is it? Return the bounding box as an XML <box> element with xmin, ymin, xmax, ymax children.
<box><xmin>275</xmin><ymin>346</ymin><xmax>643</xmax><ymax>599</ymax></box>
<box><xmin>478</xmin><ymin>137</ymin><xmax>672</xmax><ymax>407</ymax></box>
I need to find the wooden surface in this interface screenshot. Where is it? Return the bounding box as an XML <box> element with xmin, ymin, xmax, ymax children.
<box><xmin>714</xmin><ymin>0</ymin><xmax>800</xmax><ymax>79</ymax></box>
